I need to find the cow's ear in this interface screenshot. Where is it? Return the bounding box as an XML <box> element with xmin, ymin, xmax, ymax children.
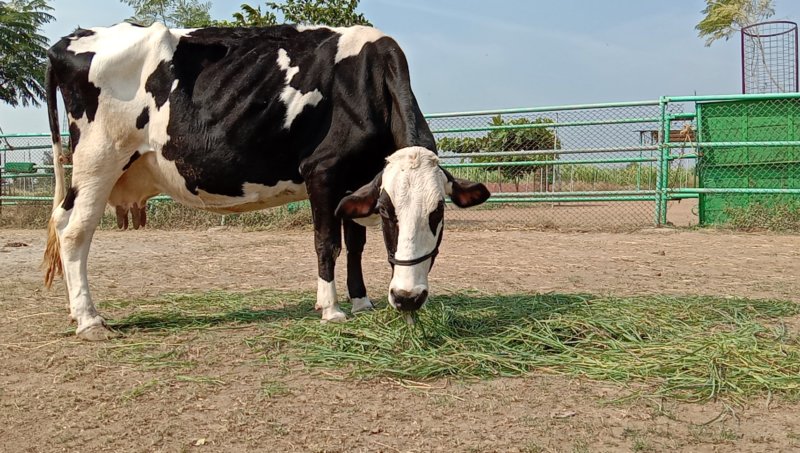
<box><xmin>442</xmin><ymin>168</ymin><xmax>491</xmax><ymax>208</ymax></box>
<box><xmin>336</xmin><ymin>172</ymin><xmax>382</xmax><ymax>218</ymax></box>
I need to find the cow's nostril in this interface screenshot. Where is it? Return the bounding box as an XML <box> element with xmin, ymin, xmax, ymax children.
<box><xmin>390</xmin><ymin>288</ymin><xmax>428</xmax><ymax>311</ymax></box>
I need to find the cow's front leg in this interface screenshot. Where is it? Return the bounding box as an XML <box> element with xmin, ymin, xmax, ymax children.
<box><xmin>307</xmin><ymin>176</ymin><xmax>347</xmax><ymax>323</ymax></box>
<box><xmin>344</xmin><ymin>219</ymin><xmax>374</xmax><ymax>314</ymax></box>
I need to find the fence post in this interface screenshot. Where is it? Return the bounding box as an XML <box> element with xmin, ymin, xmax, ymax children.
<box><xmin>654</xmin><ymin>97</ymin><xmax>669</xmax><ymax>225</ymax></box>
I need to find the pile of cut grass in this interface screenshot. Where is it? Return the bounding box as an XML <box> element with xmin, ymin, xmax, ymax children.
<box><xmin>258</xmin><ymin>293</ymin><xmax>800</xmax><ymax>402</ymax></box>
<box><xmin>108</xmin><ymin>291</ymin><xmax>800</xmax><ymax>402</ymax></box>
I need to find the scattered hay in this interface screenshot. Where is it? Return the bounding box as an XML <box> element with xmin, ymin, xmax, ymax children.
<box><xmin>106</xmin><ymin>290</ymin><xmax>800</xmax><ymax>403</ymax></box>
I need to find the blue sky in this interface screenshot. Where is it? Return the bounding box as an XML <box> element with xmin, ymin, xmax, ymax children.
<box><xmin>2</xmin><ymin>0</ymin><xmax>800</xmax><ymax>133</ymax></box>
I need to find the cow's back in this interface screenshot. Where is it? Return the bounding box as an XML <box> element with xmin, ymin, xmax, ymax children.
<box><xmin>48</xmin><ymin>22</ymin><xmax>431</xmax><ymax>212</ymax></box>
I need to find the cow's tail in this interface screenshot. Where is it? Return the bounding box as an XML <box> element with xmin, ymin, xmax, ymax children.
<box><xmin>383</xmin><ymin>38</ymin><xmax>436</xmax><ymax>152</ymax></box>
<box><xmin>43</xmin><ymin>61</ymin><xmax>64</xmax><ymax>288</ymax></box>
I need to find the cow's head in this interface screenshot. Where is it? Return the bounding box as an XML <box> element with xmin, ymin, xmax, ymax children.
<box><xmin>336</xmin><ymin>146</ymin><xmax>490</xmax><ymax>312</ymax></box>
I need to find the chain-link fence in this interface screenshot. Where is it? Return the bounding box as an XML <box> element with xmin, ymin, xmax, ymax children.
<box><xmin>432</xmin><ymin>100</ymin><xmax>698</xmax><ymax>229</ymax></box>
<box><xmin>3</xmin><ymin>93</ymin><xmax>800</xmax><ymax>230</ymax></box>
<box><xmin>0</xmin><ymin>134</ymin><xmax>63</xmax><ymax>204</ymax></box>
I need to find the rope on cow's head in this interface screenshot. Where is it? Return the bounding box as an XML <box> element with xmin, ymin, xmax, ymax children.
<box><xmin>388</xmin><ymin>248</ymin><xmax>439</xmax><ymax>266</ymax></box>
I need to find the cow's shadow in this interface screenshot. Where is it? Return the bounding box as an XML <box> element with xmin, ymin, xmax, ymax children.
<box><xmin>102</xmin><ymin>291</ymin><xmax>594</xmax><ymax>339</ymax></box>
<box><xmin>104</xmin><ymin>290</ymin><xmax>320</xmax><ymax>334</ymax></box>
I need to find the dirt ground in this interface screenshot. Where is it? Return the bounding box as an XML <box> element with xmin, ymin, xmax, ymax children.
<box><xmin>2</xmin><ymin>227</ymin><xmax>800</xmax><ymax>452</ymax></box>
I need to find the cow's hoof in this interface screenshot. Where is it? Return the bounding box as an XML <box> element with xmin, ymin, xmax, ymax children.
<box><xmin>321</xmin><ymin>308</ymin><xmax>347</xmax><ymax>323</ymax></box>
<box><xmin>76</xmin><ymin>323</ymin><xmax>119</xmax><ymax>341</ymax></box>
<box><xmin>351</xmin><ymin>297</ymin><xmax>375</xmax><ymax>314</ymax></box>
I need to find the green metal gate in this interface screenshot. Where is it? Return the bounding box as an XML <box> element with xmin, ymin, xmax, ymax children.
<box><xmin>696</xmin><ymin>98</ymin><xmax>800</xmax><ymax>224</ymax></box>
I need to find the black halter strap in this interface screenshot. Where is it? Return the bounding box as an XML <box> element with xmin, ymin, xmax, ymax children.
<box><xmin>388</xmin><ymin>248</ymin><xmax>439</xmax><ymax>266</ymax></box>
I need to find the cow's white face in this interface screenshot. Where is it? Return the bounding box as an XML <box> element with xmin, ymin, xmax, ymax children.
<box><xmin>336</xmin><ymin>146</ymin><xmax>490</xmax><ymax>312</ymax></box>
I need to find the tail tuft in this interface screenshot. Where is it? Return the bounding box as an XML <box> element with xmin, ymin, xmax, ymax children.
<box><xmin>43</xmin><ymin>218</ymin><xmax>63</xmax><ymax>288</ymax></box>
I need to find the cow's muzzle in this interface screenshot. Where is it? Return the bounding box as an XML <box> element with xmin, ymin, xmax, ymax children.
<box><xmin>390</xmin><ymin>288</ymin><xmax>428</xmax><ymax>311</ymax></box>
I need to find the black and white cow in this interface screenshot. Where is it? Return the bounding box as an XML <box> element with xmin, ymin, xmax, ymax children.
<box><xmin>43</xmin><ymin>22</ymin><xmax>490</xmax><ymax>340</ymax></box>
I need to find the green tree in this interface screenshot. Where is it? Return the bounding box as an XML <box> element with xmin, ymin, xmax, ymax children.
<box><xmin>0</xmin><ymin>0</ymin><xmax>55</xmax><ymax>108</ymax></box>
<box><xmin>696</xmin><ymin>0</ymin><xmax>774</xmax><ymax>46</ymax></box>
<box><xmin>218</xmin><ymin>0</ymin><xmax>369</xmax><ymax>27</ymax></box>
<box><xmin>122</xmin><ymin>0</ymin><xmax>370</xmax><ymax>28</ymax></box>
<box><xmin>122</xmin><ymin>0</ymin><xmax>212</xmax><ymax>27</ymax></box>
<box><xmin>266</xmin><ymin>0</ymin><xmax>369</xmax><ymax>26</ymax></box>
<box><xmin>230</xmin><ymin>4</ymin><xmax>277</xmax><ymax>26</ymax></box>
<box><xmin>438</xmin><ymin>116</ymin><xmax>561</xmax><ymax>192</ymax></box>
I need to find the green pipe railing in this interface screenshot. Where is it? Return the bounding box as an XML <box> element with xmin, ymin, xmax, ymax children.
<box><xmin>665</xmin><ymin>92</ymin><xmax>800</xmax><ymax>102</ymax></box>
<box><xmin>492</xmin><ymin>190</ymin><xmax>658</xmax><ymax>197</ymax></box>
<box><xmin>0</xmin><ymin>145</ymin><xmax>54</xmax><ymax>152</ymax></box>
<box><xmin>425</xmin><ymin>100</ymin><xmax>660</xmax><ymax>118</ymax></box>
<box><xmin>670</xmin><ymin>188</ymin><xmax>800</xmax><ymax>194</ymax></box>
<box><xmin>484</xmin><ymin>195</ymin><xmax>657</xmax><ymax>203</ymax></box>
<box><xmin>440</xmin><ymin>145</ymin><xmax>659</xmax><ymax>159</ymax></box>
<box><xmin>681</xmin><ymin>141</ymin><xmax>800</xmax><ymax>148</ymax></box>
<box><xmin>432</xmin><ymin>116</ymin><xmax>660</xmax><ymax>134</ymax></box>
<box><xmin>441</xmin><ymin>156</ymin><xmax>657</xmax><ymax>168</ymax></box>
<box><xmin>2</xmin><ymin>196</ymin><xmax>53</xmax><ymax>201</ymax></box>
<box><xmin>0</xmin><ymin>132</ymin><xmax>66</xmax><ymax>138</ymax></box>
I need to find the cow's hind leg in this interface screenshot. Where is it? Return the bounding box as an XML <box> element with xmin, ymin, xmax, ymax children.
<box><xmin>344</xmin><ymin>219</ymin><xmax>374</xmax><ymax>314</ymax></box>
<box><xmin>52</xmin><ymin>165</ymin><xmax>123</xmax><ymax>340</ymax></box>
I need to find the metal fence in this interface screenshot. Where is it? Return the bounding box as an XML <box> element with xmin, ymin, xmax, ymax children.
<box><xmin>2</xmin><ymin>92</ymin><xmax>800</xmax><ymax>230</ymax></box>
<box><xmin>432</xmin><ymin>99</ymin><xmax>696</xmax><ymax>229</ymax></box>
<box><xmin>0</xmin><ymin>133</ymin><xmax>62</xmax><ymax>204</ymax></box>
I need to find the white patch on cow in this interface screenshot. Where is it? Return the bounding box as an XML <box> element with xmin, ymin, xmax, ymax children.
<box><xmin>52</xmin><ymin>124</ymin><xmax>132</xmax><ymax>336</ymax></box>
<box><xmin>193</xmin><ymin>181</ymin><xmax>308</xmax><ymax>213</ymax></box>
<box><xmin>350</xmin><ymin>297</ymin><xmax>374</xmax><ymax>314</ymax></box>
<box><xmin>276</xmin><ymin>48</ymin><xmax>323</xmax><ymax>129</ymax></box>
<box><xmin>69</xmin><ymin>22</ymin><xmax>177</xmax><ymax>104</ymax></box>
<box><xmin>334</xmin><ymin>26</ymin><xmax>385</xmax><ymax>63</ymax></box>
<box><xmin>170</xmin><ymin>28</ymin><xmax>197</xmax><ymax>38</ymax></box>
<box><xmin>65</xmin><ymin>22</ymin><xmax>179</xmax><ymax>171</ymax></box>
<box><xmin>317</xmin><ymin>278</ymin><xmax>346</xmax><ymax>322</ymax></box>
<box><xmin>294</xmin><ymin>24</ymin><xmax>324</xmax><ymax>32</ymax></box>
<box><xmin>381</xmin><ymin>147</ymin><xmax>446</xmax><ymax>303</ymax></box>
<box><xmin>295</xmin><ymin>25</ymin><xmax>386</xmax><ymax>63</ymax></box>
<box><xmin>353</xmin><ymin>213</ymin><xmax>381</xmax><ymax>227</ymax></box>
<box><xmin>52</xmin><ymin>200</ymin><xmax>106</xmax><ymax>333</ymax></box>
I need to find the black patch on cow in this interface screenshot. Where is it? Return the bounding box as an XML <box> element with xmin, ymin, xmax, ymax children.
<box><xmin>68</xmin><ymin>28</ymin><xmax>95</xmax><ymax>39</ymax></box>
<box><xmin>123</xmin><ymin>151</ymin><xmax>141</xmax><ymax>171</ymax></box>
<box><xmin>68</xmin><ymin>122</ymin><xmax>81</xmax><ymax>153</ymax></box>
<box><xmin>126</xmin><ymin>22</ymin><xmax>146</xmax><ymax>28</ymax></box>
<box><xmin>62</xmin><ymin>187</ymin><xmax>78</xmax><ymax>211</ymax></box>
<box><xmin>169</xmin><ymin>40</ymin><xmax>228</xmax><ymax>99</ymax></box>
<box><xmin>344</xmin><ymin>219</ymin><xmax>368</xmax><ymax>299</ymax></box>
<box><xmin>145</xmin><ymin>60</ymin><xmax>174</xmax><ymax>109</ymax></box>
<box><xmin>47</xmin><ymin>37</ymin><xmax>101</xmax><ymax>122</ymax></box>
<box><xmin>428</xmin><ymin>200</ymin><xmax>445</xmax><ymax>236</ymax></box>
<box><xmin>135</xmin><ymin>107</ymin><xmax>149</xmax><ymax>129</ymax></box>
<box><xmin>159</xmin><ymin>26</ymin><xmax>340</xmax><ymax>197</ymax></box>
